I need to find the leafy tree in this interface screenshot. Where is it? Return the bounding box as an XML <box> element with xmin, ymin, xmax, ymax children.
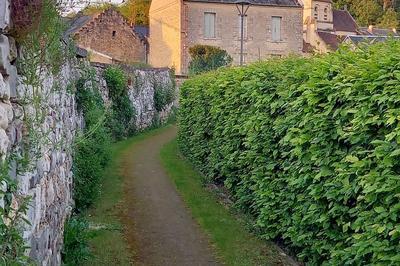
<box><xmin>188</xmin><ymin>45</ymin><xmax>233</xmax><ymax>75</ymax></box>
<box><xmin>378</xmin><ymin>8</ymin><xmax>399</xmax><ymax>28</ymax></box>
<box><xmin>352</xmin><ymin>0</ymin><xmax>383</xmax><ymax>26</ymax></box>
<box><xmin>333</xmin><ymin>0</ymin><xmax>399</xmax><ymax>27</ymax></box>
<box><xmin>119</xmin><ymin>0</ymin><xmax>151</xmax><ymax>25</ymax></box>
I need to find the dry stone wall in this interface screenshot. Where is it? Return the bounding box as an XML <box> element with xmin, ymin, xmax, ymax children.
<box><xmin>0</xmin><ymin>3</ymin><xmax>176</xmax><ymax>264</ymax></box>
<box><xmin>1</xmin><ymin>3</ymin><xmax>84</xmax><ymax>263</ymax></box>
<box><xmin>93</xmin><ymin>63</ymin><xmax>175</xmax><ymax>130</ymax></box>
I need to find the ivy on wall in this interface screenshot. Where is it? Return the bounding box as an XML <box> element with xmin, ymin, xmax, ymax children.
<box><xmin>104</xmin><ymin>66</ymin><xmax>136</xmax><ymax>140</ymax></box>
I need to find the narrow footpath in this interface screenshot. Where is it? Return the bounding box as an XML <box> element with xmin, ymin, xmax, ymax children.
<box><xmin>120</xmin><ymin>126</ymin><xmax>219</xmax><ymax>266</ymax></box>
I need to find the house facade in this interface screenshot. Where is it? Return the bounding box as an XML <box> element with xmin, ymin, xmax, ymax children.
<box><xmin>68</xmin><ymin>8</ymin><xmax>147</xmax><ymax>64</ymax></box>
<box><xmin>149</xmin><ymin>0</ymin><xmax>303</xmax><ymax>75</ymax></box>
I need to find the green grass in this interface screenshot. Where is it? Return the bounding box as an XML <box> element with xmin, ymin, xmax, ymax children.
<box><xmin>84</xmin><ymin>125</ymin><xmax>174</xmax><ymax>266</ymax></box>
<box><xmin>160</xmin><ymin>140</ymin><xmax>294</xmax><ymax>266</ymax></box>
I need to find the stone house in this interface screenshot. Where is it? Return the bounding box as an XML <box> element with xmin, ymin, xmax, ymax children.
<box><xmin>302</xmin><ymin>0</ymin><xmax>399</xmax><ymax>53</ymax></box>
<box><xmin>67</xmin><ymin>8</ymin><xmax>148</xmax><ymax>64</ymax></box>
<box><xmin>302</xmin><ymin>0</ymin><xmax>359</xmax><ymax>53</ymax></box>
<box><xmin>149</xmin><ymin>0</ymin><xmax>304</xmax><ymax>75</ymax></box>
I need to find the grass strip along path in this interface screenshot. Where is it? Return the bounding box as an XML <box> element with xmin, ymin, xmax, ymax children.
<box><xmin>86</xmin><ymin>125</ymin><xmax>296</xmax><ymax>265</ymax></box>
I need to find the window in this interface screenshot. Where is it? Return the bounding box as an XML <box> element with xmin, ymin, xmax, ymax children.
<box><xmin>204</xmin><ymin>12</ymin><xmax>216</xmax><ymax>38</ymax></box>
<box><xmin>272</xmin><ymin>16</ymin><xmax>282</xmax><ymax>42</ymax></box>
<box><xmin>314</xmin><ymin>5</ymin><xmax>318</xmax><ymax>19</ymax></box>
<box><xmin>238</xmin><ymin>15</ymin><xmax>248</xmax><ymax>39</ymax></box>
<box><xmin>324</xmin><ymin>8</ymin><xmax>328</xmax><ymax>20</ymax></box>
<box><xmin>112</xmin><ymin>30</ymin><xmax>116</xmax><ymax>37</ymax></box>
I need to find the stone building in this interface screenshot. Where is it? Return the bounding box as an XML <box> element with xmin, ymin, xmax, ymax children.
<box><xmin>302</xmin><ymin>0</ymin><xmax>399</xmax><ymax>53</ymax></box>
<box><xmin>67</xmin><ymin>8</ymin><xmax>148</xmax><ymax>64</ymax></box>
<box><xmin>149</xmin><ymin>0</ymin><xmax>303</xmax><ymax>75</ymax></box>
<box><xmin>302</xmin><ymin>0</ymin><xmax>358</xmax><ymax>53</ymax></box>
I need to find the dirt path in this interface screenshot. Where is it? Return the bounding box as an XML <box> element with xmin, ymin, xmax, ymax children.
<box><xmin>120</xmin><ymin>126</ymin><xmax>219</xmax><ymax>266</ymax></box>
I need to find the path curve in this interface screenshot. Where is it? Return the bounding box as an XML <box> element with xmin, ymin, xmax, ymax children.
<box><xmin>120</xmin><ymin>126</ymin><xmax>219</xmax><ymax>266</ymax></box>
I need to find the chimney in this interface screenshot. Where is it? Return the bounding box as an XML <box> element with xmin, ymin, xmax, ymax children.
<box><xmin>368</xmin><ymin>25</ymin><xmax>374</xmax><ymax>34</ymax></box>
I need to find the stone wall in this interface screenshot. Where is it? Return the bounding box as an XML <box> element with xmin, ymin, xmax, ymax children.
<box><xmin>93</xmin><ymin>63</ymin><xmax>175</xmax><ymax>130</ymax></box>
<box><xmin>1</xmin><ymin>2</ymin><xmax>175</xmax><ymax>264</ymax></box>
<box><xmin>1</xmin><ymin>3</ymin><xmax>84</xmax><ymax>263</ymax></box>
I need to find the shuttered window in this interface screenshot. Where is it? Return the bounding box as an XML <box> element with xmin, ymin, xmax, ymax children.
<box><xmin>272</xmin><ymin>16</ymin><xmax>282</xmax><ymax>41</ymax></box>
<box><xmin>204</xmin><ymin>12</ymin><xmax>216</xmax><ymax>38</ymax></box>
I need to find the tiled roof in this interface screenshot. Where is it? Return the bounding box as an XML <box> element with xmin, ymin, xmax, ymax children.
<box><xmin>134</xmin><ymin>26</ymin><xmax>149</xmax><ymax>39</ymax></box>
<box><xmin>317</xmin><ymin>31</ymin><xmax>344</xmax><ymax>50</ymax></box>
<box><xmin>333</xmin><ymin>10</ymin><xmax>358</xmax><ymax>33</ymax></box>
<box><xmin>345</xmin><ymin>35</ymin><xmax>400</xmax><ymax>45</ymax></box>
<box><xmin>358</xmin><ymin>27</ymin><xmax>399</xmax><ymax>36</ymax></box>
<box><xmin>184</xmin><ymin>0</ymin><xmax>301</xmax><ymax>7</ymax></box>
<box><xmin>64</xmin><ymin>13</ymin><xmax>94</xmax><ymax>36</ymax></box>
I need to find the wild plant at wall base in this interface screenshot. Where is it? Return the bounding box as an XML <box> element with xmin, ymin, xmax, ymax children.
<box><xmin>178</xmin><ymin>41</ymin><xmax>400</xmax><ymax>265</ymax></box>
<box><xmin>103</xmin><ymin>66</ymin><xmax>135</xmax><ymax>140</ymax></box>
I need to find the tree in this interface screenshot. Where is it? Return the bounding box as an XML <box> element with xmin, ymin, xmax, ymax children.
<box><xmin>188</xmin><ymin>45</ymin><xmax>233</xmax><ymax>75</ymax></box>
<box><xmin>352</xmin><ymin>0</ymin><xmax>383</xmax><ymax>25</ymax></box>
<box><xmin>378</xmin><ymin>8</ymin><xmax>399</xmax><ymax>28</ymax></box>
<box><xmin>119</xmin><ymin>0</ymin><xmax>151</xmax><ymax>25</ymax></box>
<box><xmin>333</xmin><ymin>0</ymin><xmax>399</xmax><ymax>27</ymax></box>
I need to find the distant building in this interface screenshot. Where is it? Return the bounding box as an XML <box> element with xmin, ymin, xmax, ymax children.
<box><xmin>302</xmin><ymin>0</ymin><xmax>399</xmax><ymax>53</ymax></box>
<box><xmin>149</xmin><ymin>0</ymin><xmax>304</xmax><ymax>75</ymax></box>
<box><xmin>66</xmin><ymin>8</ymin><xmax>148</xmax><ymax>64</ymax></box>
<box><xmin>302</xmin><ymin>0</ymin><xmax>358</xmax><ymax>53</ymax></box>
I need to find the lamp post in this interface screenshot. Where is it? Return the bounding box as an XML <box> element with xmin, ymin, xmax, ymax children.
<box><xmin>235</xmin><ymin>0</ymin><xmax>251</xmax><ymax>66</ymax></box>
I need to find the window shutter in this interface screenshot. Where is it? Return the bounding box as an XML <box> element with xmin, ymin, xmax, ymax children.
<box><xmin>272</xmin><ymin>16</ymin><xmax>281</xmax><ymax>41</ymax></box>
<box><xmin>204</xmin><ymin>13</ymin><xmax>216</xmax><ymax>38</ymax></box>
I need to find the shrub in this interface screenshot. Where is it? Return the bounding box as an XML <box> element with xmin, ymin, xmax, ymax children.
<box><xmin>73</xmin><ymin>73</ymin><xmax>111</xmax><ymax>211</ymax></box>
<box><xmin>178</xmin><ymin>41</ymin><xmax>400</xmax><ymax>264</ymax></box>
<box><xmin>62</xmin><ymin>217</ymin><xmax>92</xmax><ymax>266</ymax></box>
<box><xmin>103</xmin><ymin>67</ymin><xmax>135</xmax><ymax>140</ymax></box>
<box><xmin>154</xmin><ymin>83</ymin><xmax>175</xmax><ymax>112</ymax></box>
<box><xmin>188</xmin><ymin>45</ymin><xmax>232</xmax><ymax>75</ymax></box>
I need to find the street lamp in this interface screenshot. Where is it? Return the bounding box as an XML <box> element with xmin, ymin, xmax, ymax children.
<box><xmin>235</xmin><ymin>0</ymin><xmax>251</xmax><ymax>66</ymax></box>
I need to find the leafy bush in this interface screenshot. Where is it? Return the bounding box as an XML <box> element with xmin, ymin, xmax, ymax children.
<box><xmin>62</xmin><ymin>217</ymin><xmax>92</xmax><ymax>265</ymax></box>
<box><xmin>103</xmin><ymin>67</ymin><xmax>135</xmax><ymax>140</ymax></box>
<box><xmin>154</xmin><ymin>84</ymin><xmax>175</xmax><ymax>112</ymax></box>
<box><xmin>73</xmin><ymin>72</ymin><xmax>111</xmax><ymax>211</ymax></box>
<box><xmin>188</xmin><ymin>45</ymin><xmax>232</xmax><ymax>75</ymax></box>
<box><xmin>178</xmin><ymin>41</ymin><xmax>400</xmax><ymax>264</ymax></box>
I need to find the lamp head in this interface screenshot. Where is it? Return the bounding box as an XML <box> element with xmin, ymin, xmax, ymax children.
<box><xmin>235</xmin><ymin>0</ymin><xmax>251</xmax><ymax>5</ymax></box>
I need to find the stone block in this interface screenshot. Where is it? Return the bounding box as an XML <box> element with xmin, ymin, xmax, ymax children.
<box><xmin>0</xmin><ymin>72</ymin><xmax>10</xmax><ymax>99</ymax></box>
<box><xmin>0</xmin><ymin>0</ymin><xmax>11</xmax><ymax>32</ymax></box>
<box><xmin>0</xmin><ymin>128</ymin><xmax>9</xmax><ymax>159</ymax></box>
<box><xmin>0</xmin><ymin>102</ymin><xmax>10</xmax><ymax>129</ymax></box>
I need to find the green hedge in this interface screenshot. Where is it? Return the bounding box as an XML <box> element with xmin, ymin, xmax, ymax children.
<box><xmin>178</xmin><ymin>41</ymin><xmax>400</xmax><ymax>265</ymax></box>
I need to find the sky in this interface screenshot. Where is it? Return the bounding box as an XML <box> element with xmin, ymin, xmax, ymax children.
<box><xmin>61</xmin><ymin>0</ymin><xmax>125</xmax><ymax>13</ymax></box>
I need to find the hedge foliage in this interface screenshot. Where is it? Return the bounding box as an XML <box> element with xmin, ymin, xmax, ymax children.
<box><xmin>178</xmin><ymin>41</ymin><xmax>400</xmax><ymax>265</ymax></box>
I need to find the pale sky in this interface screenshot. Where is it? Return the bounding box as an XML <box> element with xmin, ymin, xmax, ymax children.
<box><xmin>62</xmin><ymin>0</ymin><xmax>125</xmax><ymax>13</ymax></box>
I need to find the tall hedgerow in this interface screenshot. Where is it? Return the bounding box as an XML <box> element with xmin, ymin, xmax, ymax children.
<box><xmin>178</xmin><ymin>41</ymin><xmax>400</xmax><ymax>265</ymax></box>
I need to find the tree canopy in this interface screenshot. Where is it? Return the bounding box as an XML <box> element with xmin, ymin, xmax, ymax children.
<box><xmin>334</xmin><ymin>0</ymin><xmax>400</xmax><ymax>28</ymax></box>
<box><xmin>80</xmin><ymin>0</ymin><xmax>150</xmax><ymax>25</ymax></box>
